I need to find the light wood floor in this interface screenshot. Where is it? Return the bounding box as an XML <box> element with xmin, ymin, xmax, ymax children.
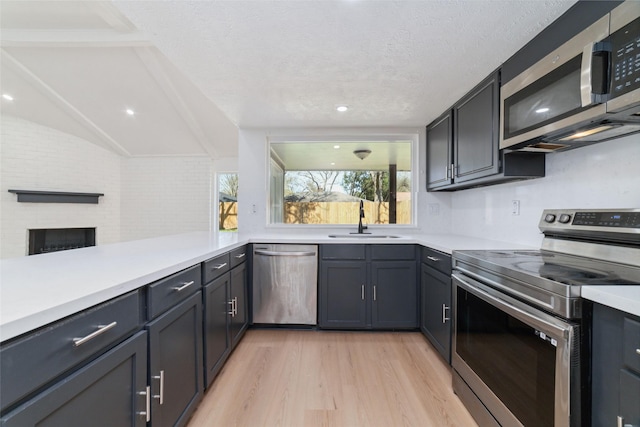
<box><xmin>187</xmin><ymin>329</ymin><xmax>477</xmax><ymax>427</ymax></box>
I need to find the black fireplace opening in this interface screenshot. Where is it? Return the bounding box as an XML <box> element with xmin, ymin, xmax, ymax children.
<box><xmin>28</xmin><ymin>228</ymin><xmax>96</xmax><ymax>255</ymax></box>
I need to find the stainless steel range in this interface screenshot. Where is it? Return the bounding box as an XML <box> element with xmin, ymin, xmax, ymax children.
<box><xmin>452</xmin><ymin>209</ymin><xmax>640</xmax><ymax>427</ymax></box>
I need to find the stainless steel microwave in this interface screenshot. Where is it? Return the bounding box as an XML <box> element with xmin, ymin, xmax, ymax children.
<box><xmin>500</xmin><ymin>1</ymin><xmax>640</xmax><ymax>152</ymax></box>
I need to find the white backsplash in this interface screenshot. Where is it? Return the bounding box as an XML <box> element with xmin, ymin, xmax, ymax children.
<box><xmin>448</xmin><ymin>134</ymin><xmax>640</xmax><ymax>247</ymax></box>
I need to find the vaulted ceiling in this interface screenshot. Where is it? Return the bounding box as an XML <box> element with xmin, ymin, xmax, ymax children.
<box><xmin>1</xmin><ymin>0</ymin><xmax>577</xmax><ymax>158</ymax></box>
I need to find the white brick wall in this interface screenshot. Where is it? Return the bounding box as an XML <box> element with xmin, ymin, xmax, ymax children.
<box><xmin>1</xmin><ymin>116</ymin><xmax>122</xmax><ymax>258</ymax></box>
<box><xmin>120</xmin><ymin>156</ymin><xmax>213</xmax><ymax>241</ymax></box>
<box><xmin>1</xmin><ymin>116</ymin><xmax>217</xmax><ymax>258</ymax></box>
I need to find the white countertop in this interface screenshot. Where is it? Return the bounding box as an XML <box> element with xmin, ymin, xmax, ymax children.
<box><xmin>1</xmin><ymin>231</ymin><xmax>637</xmax><ymax>342</ymax></box>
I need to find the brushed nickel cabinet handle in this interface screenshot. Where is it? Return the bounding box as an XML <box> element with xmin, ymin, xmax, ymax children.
<box><xmin>427</xmin><ymin>256</ymin><xmax>440</xmax><ymax>262</ymax></box>
<box><xmin>234</xmin><ymin>253</ymin><xmax>246</xmax><ymax>259</ymax></box>
<box><xmin>152</xmin><ymin>370</ymin><xmax>164</xmax><ymax>405</ymax></box>
<box><xmin>73</xmin><ymin>321</ymin><xmax>117</xmax><ymax>347</ymax></box>
<box><xmin>172</xmin><ymin>281</ymin><xmax>194</xmax><ymax>292</ymax></box>
<box><xmin>211</xmin><ymin>263</ymin><xmax>228</xmax><ymax>270</ymax></box>
<box><xmin>442</xmin><ymin>304</ymin><xmax>450</xmax><ymax>323</ymax></box>
<box><xmin>636</xmin><ymin>348</ymin><xmax>640</xmax><ymax>356</ymax></box>
<box><xmin>361</xmin><ymin>285</ymin><xmax>365</xmax><ymax>301</ymax></box>
<box><xmin>373</xmin><ymin>285</ymin><xmax>377</xmax><ymax>301</ymax></box>
<box><xmin>137</xmin><ymin>386</ymin><xmax>151</xmax><ymax>422</ymax></box>
<box><xmin>228</xmin><ymin>300</ymin><xmax>234</xmax><ymax>316</ymax></box>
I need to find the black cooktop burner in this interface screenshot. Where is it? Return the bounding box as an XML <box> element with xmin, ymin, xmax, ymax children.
<box><xmin>458</xmin><ymin>249</ymin><xmax>640</xmax><ymax>287</ymax></box>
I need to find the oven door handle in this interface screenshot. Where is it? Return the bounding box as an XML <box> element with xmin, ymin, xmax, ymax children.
<box><xmin>453</xmin><ymin>272</ymin><xmax>574</xmax><ymax>338</ymax></box>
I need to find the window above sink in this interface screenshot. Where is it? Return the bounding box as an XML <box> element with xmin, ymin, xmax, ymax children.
<box><xmin>268</xmin><ymin>134</ymin><xmax>417</xmax><ymax>227</ymax></box>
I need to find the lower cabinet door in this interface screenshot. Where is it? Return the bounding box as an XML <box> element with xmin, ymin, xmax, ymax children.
<box><xmin>421</xmin><ymin>264</ymin><xmax>452</xmax><ymax>363</ymax></box>
<box><xmin>203</xmin><ymin>273</ymin><xmax>230</xmax><ymax>387</ymax></box>
<box><xmin>371</xmin><ymin>261</ymin><xmax>418</xmax><ymax>329</ymax></box>
<box><xmin>619</xmin><ymin>369</ymin><xmax>640</xmax><ymax>427</ymax></box>
<box><xmin>147</xmin><ymin>292</ymin><xmax>203</xmax><ymax>427</ymax></box>
<box><xmin>319</xmin><ymin>261</ymin><xmax>367</xmax><ymax>328</ymax></box>
<box><xmin>230</xmin><ymin>262</ymin><xmax>248</xmax><ymax>348</ymax></box>
<box><xmin>0</xmin><ymin>331</ymin><xmax>148</xmax><ymax>427</ymax></box>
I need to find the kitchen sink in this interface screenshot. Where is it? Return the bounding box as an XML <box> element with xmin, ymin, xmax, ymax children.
<box><xmin>327</xmin><ymin>234</ymin><xmax>402</xmax><ymax>239</ymax></box>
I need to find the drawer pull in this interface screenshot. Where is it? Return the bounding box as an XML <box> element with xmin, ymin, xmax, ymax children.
<box><xmin>153</xmin><ymin>370</ymin><xmax>165</xmax><ymax>404</ymax></box>
<box><xmin>427</xmin><ymin>256</ymin><xmax>440</xmax><ymax>262</ymax></box>
<box><xmin>137</xmin><ymin>386</ymin><xmax>151</xmax><ymax>422</ymax></box>
<box><xmin>172</xmin><ymin>281</ymin><xmax>194</xmax><ymax>292</ymax></box>
<box><xmin>211</xmin><ymin>262</ymin><xmax>228</xmax><ymax>270</ymax></box>
<box><xmin>361</xmin><ymin>285</ymin><xmax>365</xmax><ymax>301</ymax></box>
<box><xmin>636</xmin><ymin>348</ymin><xmax>640</xmax><ymax>355</ymax></box>
<box><xmin>234</xmin><ymin>253</ymin><xmax>246</xmax><ymax>259</ymax></box>
<box><xmin>73</xmin><ymin>321</ymin><xmax>117</xmax><ymax>347</ymax></box>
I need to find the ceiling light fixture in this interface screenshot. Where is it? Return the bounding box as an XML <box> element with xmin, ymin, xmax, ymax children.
<box><xmin>2</xmin><ymin>94</ymin><xmax>14</xmax><ymax>101</ymax></box>
<box><xmin>334</xmin><ymin>145</ymin><xmax>340</xmax><ymax>149</ymax></box>
<box><xmin>535</xmin><ymin>107</ymin><xmax>550</xmax><ymax>113</ymax></box>
<box><xmin>125</xmin><ymin>109</ymin><xmax>135</xmax><ymax>116</ymax></box>
<box><xmin>336</xmin><ymin>106</ymin><xmax>348</xmax><ymax>112</ymax></box>
<box><xmin>353</xmin><ymin>149</ymin><xmax>371</xmax><ymax>160</ymax></box>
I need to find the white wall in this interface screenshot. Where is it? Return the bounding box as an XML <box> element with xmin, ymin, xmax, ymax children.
<box><xmin>1</xmin><ymin>116</ymin><xmax>219</xmax><ymax>258</ymax></box>
<box><xmin>120</xmin><ymin>156</ymin><xmax>214</xmax><ymax>241</ymax></box>
<box><xmin>237</xmin><ymin>126</ymin><xmax>453</xmax><ymax>236</ymax></box>
<box><xmin>0</xmin><ymin>116</ymin><xmax>122</xmax><ymax>258</ymax></box>
<box><xmin>449</xmin><ymin>134</ymin><xmax>640</xmax><ymax>247</ymax></box>
<box><xmin>238</xmin><ymin>125</ymin><xmax>639</xmax><ymax>246</ymax></box>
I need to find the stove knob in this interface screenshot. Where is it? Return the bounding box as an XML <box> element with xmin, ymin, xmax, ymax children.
<box><xmin>544</xmin><ymin>214</ymin><xmax>556</xmax><ymax>223</ymax></box>
<box><xmin>559</xmin><ymin>214</ymin><xmax>572</xmax><ymax>224</ymax></box>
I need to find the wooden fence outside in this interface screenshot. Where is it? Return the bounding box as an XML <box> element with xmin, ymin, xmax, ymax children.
<box><xmin>219</xmin><ymin>201</ymin><xmax>411</xmax><ymax>229</ymax></box>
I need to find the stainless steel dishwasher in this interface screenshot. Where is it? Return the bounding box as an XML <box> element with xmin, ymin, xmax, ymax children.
<box><xmin>252</xmin><ymin>244</ymin><xmax>318</xmax><ymax>325</ymax></box>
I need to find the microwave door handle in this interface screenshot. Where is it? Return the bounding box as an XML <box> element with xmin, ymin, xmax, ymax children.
<box><xmin>580</xmin><ymin>43</ymin><xmax>595</xmax><ymax>107</ymax></box>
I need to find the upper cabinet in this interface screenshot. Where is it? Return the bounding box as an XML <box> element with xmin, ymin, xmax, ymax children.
<box><xmin>427</xmin><ymin>70</ymin><xmax>545</xmax><ymax>191</ymax></box>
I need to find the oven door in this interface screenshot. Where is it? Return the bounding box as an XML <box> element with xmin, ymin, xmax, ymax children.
<box><xmin>452</xmin><ymin>272</ymin><xmax>581</xmax><ymax>427</ymax></box>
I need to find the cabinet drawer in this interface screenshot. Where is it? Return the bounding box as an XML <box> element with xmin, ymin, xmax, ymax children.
<box><xmin>371</xmin><ymin>244</ymin><xmax>416</xmax><ymax>260</ymax></box>
<box><xmin>230</xmin><ymin>246</ymin><xmax>248</xmax><ymax>269</ymax></box>
<box><xmin>203</xmin><ymin>253</ymin><xmax>230</xmax><ymax>283</ymax></box>
<box><xmin>0</xmin><ymin>290</ymin><xmax>142</xmax><ymax>412</ymax></box>
<box><xmin>148</xmin><ymin>264</ymin><xmax>202</xmax><ymax>319</ymax></box>
<box><xmin>623</xmin><ymin>317</ymin><xmax>640</xmax><ymax>374</ymax></box>
<box><xmin>421</xmin><ymin>247</ymin><xmax>452</xmax><ymax>275</ymax></box>
<box><xmin>321</xmin><ymin>244</ymin><xmax>365</xmax><ymax>260</ymax></box>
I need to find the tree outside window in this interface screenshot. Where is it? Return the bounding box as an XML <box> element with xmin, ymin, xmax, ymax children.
<box><xmin>218</xmin><ymin>173</ymin><xmax>238</xmax><ymax>231</ymax></box>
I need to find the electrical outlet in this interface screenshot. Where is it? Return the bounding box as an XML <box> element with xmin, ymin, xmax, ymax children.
<box><xmin>512</xmin><ymin>200</ymin><xmax>520</xmax><ymax>216</ymax></box>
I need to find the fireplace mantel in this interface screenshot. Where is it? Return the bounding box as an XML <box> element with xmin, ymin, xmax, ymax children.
<box><xmin>8</xmin><ymin>190</ymin><xmax>104</xmax><ymax>204</ymax></box>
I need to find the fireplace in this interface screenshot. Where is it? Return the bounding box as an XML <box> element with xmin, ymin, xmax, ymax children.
<box><xmin>28</xmin><ymin>228</ymin><xmax>96</xmax><ymax>255</ymax></box>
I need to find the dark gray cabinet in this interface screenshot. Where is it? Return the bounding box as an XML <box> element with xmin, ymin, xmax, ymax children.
<box><xmin>1</xmin><ymin>331</ymin><xmax>148</xmax><ymax>427</ymax></box>
<box><xmin>426</xmin><ymin>112</ymin><xmax>452</xmax><ymax>190</ymax></box>
<box><xmin>229</xmin><ymin>261</ymin><xmax>248</xmax><ymax>347</ymax></box>
<box><xmin>203</xmin><ymin>273</ymin><xmax>230</xmax><ymax>386</ymax></box>
<box><xmin>420</xmin><ymin>247</ymin><xmax>452</xmax><ymax>363</ymax></box>
<box><xmin>319</xmin><ymin>244</ymin><xmax>418</xmax><ymax>330</ymax></box>
<box><xmin>320</xmin><ymin>260</ymin><xmax>368</xmax><ymax>328</ymax></box>
<box><xmin>146</xmin><ymin>291</ymin><xmax>203</xmax><ymax>427</ymax></box>
<box><xmin>371</xmin><ymin>261</ymin><xmax>417</xmax><ymax>329</ymax></box>
<box><xmin>592</xmin><ymin>303</ymin><xmax>640</xmax><ymax>427</ymax></box>
<box><xmin>202</xmin><ymin>245</ymin><xmax>248</xmax><ymax>388</ymax></box>
<box><xmin>426</xmin><ymin>70</ymin><xmax>544</xmax><ymax>192</ymax></box>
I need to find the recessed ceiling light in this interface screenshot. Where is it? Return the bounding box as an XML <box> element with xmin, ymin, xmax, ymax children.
<box><xmin>336</xmin><ymin>106</ymin><xmax>348</xmax><ymax>112</ymax></box>
<box><xmin>2</xmin><ymin>94</ymin><xmax>14</xmax><ymax>101</ymax></box>
<box><xmin>125</xmin><ymin>109</ymin><xmax>135</xmax><ymax>116</ymax></box>
<box><xmin>535</xmin><ymin>107</ymin><xmax>549</xmax><ymax>113</ymax></box>
<box><xmin>334</xmin><ymin>145</ymin><xmax>340</xmax><ymax>149</ymax></box>
<box><xmin>331</xmin><ymin>162</ymin><xmax>336</xmax><ymax>166</ymax></box>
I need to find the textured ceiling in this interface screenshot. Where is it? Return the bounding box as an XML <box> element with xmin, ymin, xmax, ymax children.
<box><xmin>113</xmin><ymin>0</ymin><xmax>577</xmax><ymax>128</ymax></box>
<box><xmin>0</xmin><ymin>0</ymin><xmax>578</xmax><ymax>159</ymax></box>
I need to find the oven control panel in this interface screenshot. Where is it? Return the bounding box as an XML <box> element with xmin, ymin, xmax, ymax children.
<box><xmin>539</xmin><ymin>209</ymin><xmax>640</xmax><ymax>236</ymax></box>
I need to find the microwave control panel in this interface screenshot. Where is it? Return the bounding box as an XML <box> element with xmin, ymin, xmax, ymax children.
<box><xmin>610</xmin><ymin>17</ymin><xmax>640</xmax><ymax>97</ymax></box>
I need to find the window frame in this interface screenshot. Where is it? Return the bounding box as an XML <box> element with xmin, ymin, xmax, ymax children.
<box><xmin>265</xmin><ymin>133</ymin><xmax>419</xmax><ymax>230</ymax></box>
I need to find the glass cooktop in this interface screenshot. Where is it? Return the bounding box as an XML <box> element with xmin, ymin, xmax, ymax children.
<box><xmin>455</xmin><ymin>249</ymin><xmax>640</xmax><ymax>288</ymax></box>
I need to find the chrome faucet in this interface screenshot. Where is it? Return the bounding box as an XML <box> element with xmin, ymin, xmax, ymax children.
<box><xmin>357</xmin><ymin>200</ymin><xmax>369</xmax><ymax>234</ymax></box>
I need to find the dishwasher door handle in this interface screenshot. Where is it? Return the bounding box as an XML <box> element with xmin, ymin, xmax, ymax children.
<box><xmin>254</xmin><ymin>250</ymin><xmax>316</xmax><ymax>257</ymax></box>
